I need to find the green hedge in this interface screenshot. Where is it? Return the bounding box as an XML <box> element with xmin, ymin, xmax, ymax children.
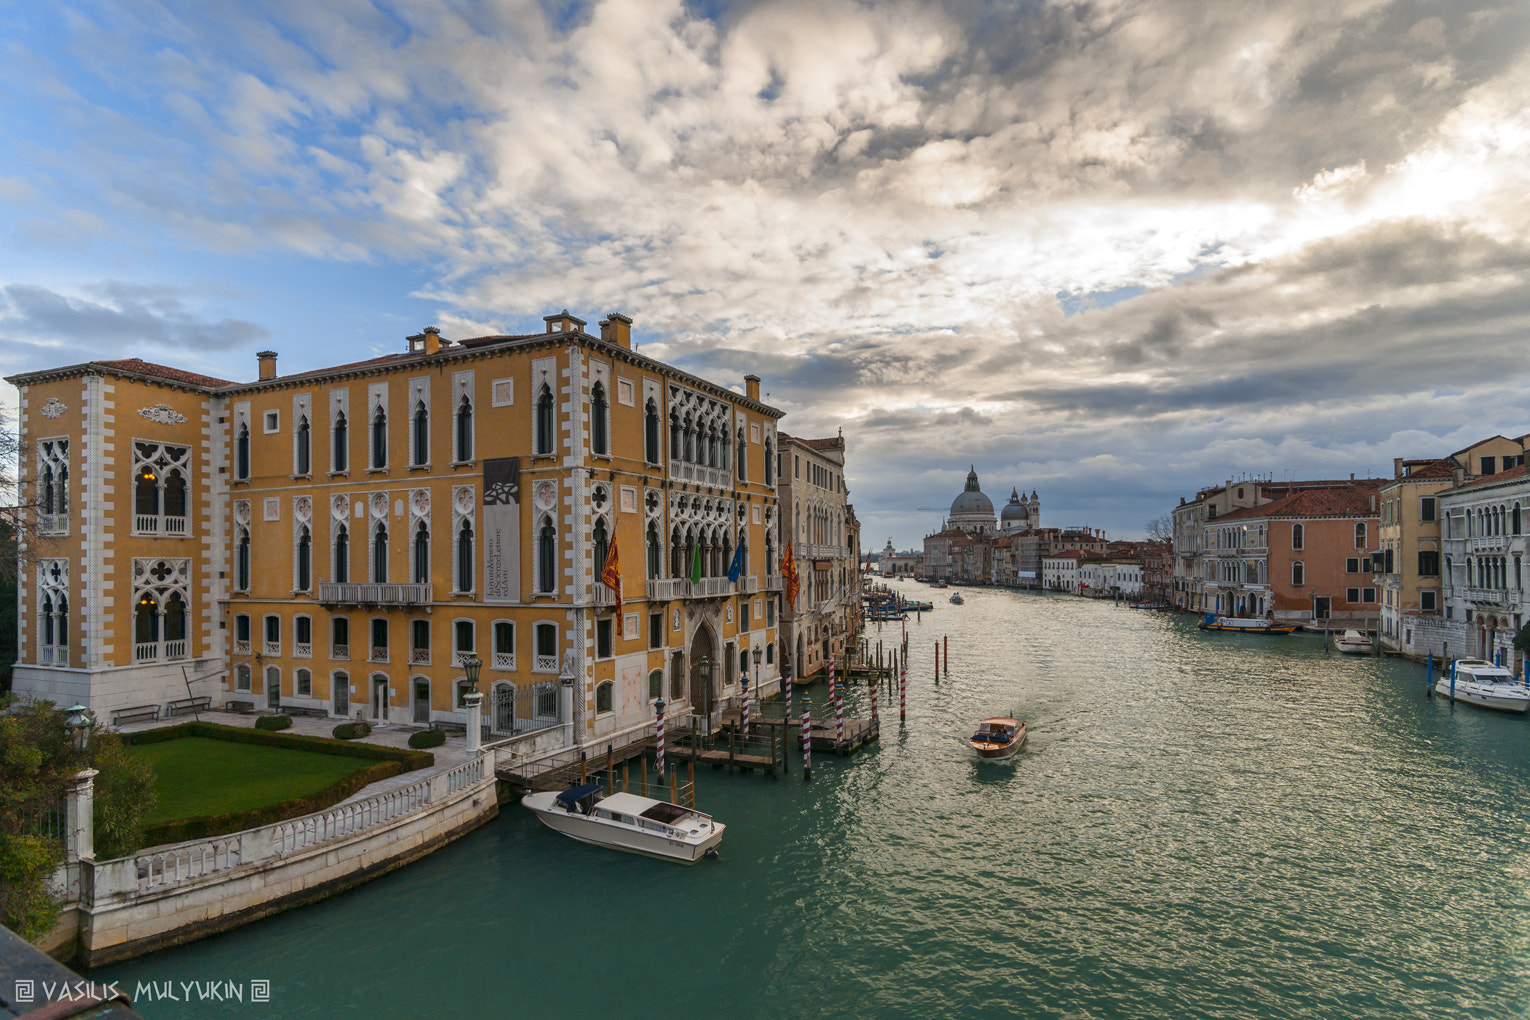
<box><xmin>254</xmin><ymin>715</ymin><xmax>292</xmax><ymax>731</ymax></box>
<box><xmin>408</xmin><ymin>729</ymin><xmax>446</xmax><ymax>749</ymax></box>
<box><xmin>122</xmin><ymin>722</ymin><xmax>434</xmax><ymax>846</ymax></box>
<box><xmin>333</xmin><ymin>721</ymin><xmax>372</xmax><ymax>740</ymax></box>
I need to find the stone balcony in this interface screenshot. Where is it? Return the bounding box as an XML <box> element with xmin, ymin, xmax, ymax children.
<box><xmin>316</xmin><ymin>583</ymin><xmax>433</xmax><ymax>607</ymax></box>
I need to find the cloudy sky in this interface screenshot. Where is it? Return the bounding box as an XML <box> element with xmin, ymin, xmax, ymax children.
<box><xmin>2</xmin><ymin>0</ymin><xmax>1528</xmax><ymax>547</ymax></box>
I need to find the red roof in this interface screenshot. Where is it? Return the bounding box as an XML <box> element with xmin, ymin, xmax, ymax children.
<box><xmin>1455</xmin><ymin>463</ymin><xmax>1530</xmax><ymax>491</ymax></box>
<box><xmin>1215</xmin><ymin>483</ymin><xmax>1380</xmax><ymax>521</ymax></box>
<box><xmin>1399</xmin><ymin>458</ymin><xmax>1455</xmax><ymax>480</ymax></box>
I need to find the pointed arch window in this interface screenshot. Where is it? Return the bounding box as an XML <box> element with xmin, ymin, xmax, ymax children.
<box><xmin>413</xmin><ymin>522</ymin><xmax>429</xmax><ymax>584</ymax></box>
<box><xmin>537</xmin><ymin>518</ymin><xmax>557</xmax><ymax>593</ymax></box>
<box><xmin>455</xmin><ymin>395</ymin><xmax>473</xmax><ymax>462</ymax></box>
<box><xmin>373</xmin><ymin>522</ymin><xmax>388</xmax><ymax>583</ymax></box>
<box><xmin>334</xmin><ymin>524</ymin><xmax>350</xmax><ymax>584</ymax></box>
<box><xmin>647</xmin><ymin>522</ymin><xmax>662</xmax><ymax>579</ymax></box>
<box><xmin>372</xmin><ymin>406</ymin><xmax>388</xmax><ymax>469</ymax></box>
<box><xmin>764</xmin><ymin>439</ymin><xmax>774</xmax><ymax>485</ymax></box>
<box><xmin>536</xmin><ymin>385</ymin><xmax>555</xmax><ymax>455</ymax></box>
<box><xmin>737</xmin><ymin>429</ymin><xmax>747</xmax><ymax>482</ymax></box>
<box><xmin>591</xmin><ymin>383</ymin><xmax>609</xmax><ymax>456</ymax></box>
<box><xmin>296</xmin><ymin>526</ymin><xmax>312</xmax><ymax>591</ymax></box>
<box><xmin>457</xmin><ymin>520</ymin><xmax>474</xmax><ymax>593</ymax></box>
<box><xmin>593</xmin><ymin>518</ymin><xmax>609</xmax><ymax>580</ymax></box>
<box><xmin>412</xmin><ymin>400</ymin><xmax>429</xmax><ymax>466</ymax></box>
<box><xmin>236</xmin><ymin>528</ymin><xmax>251</xmax><ymax>591</ymax></box>
<box><xmin>1291</xmin><ymin>524</ymin><xmax>1304</xmax><ymax>551</ymax></box>
<box><xmin>645</xmin><ymin>399</ymin><xmax>661</xmax><ymax>463</ymax></box>
<box><xmin>333</xmin><ymin>411</ymin><xmax>348</xmax><ymax>472</ymax></box>
<box><xmin>236</xmin><ymin>423</ymin><xmax>250</xmax><ymax>479</ymax></box>
<box><xmin>682</xmin><ymin>413</ymin><xmax>694</xmax><ymax>463</ymax></box>
<box><xmin>296</xmin><ymin>415</ymin><xmax>311</xmax><ymax>475</ymax></box>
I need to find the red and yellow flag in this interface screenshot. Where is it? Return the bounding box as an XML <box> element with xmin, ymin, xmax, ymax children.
<box><xmin>601</xmin><ymin>536</ymin><xmax>623</xmax><ymax>637</ymax></box>
<box><xmin>782</xmin><ymin>542</ymin><xmax>800</xmax><ymax>605</ymax></box>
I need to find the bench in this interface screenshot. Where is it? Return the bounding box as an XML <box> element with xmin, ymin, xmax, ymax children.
<box><xmin>432</xmin><ymin>721</ymin><xmax>467</xmax><ymax>735</ymax></box>
<box><xmin>283</xmin><ymin>705</ymin><xmax>329</xmax><ymax>718</ymax></box>
<box><xmin>111</xmin><ymin>705</ymin><xmax>161</xmax><ymax>726</ymax></box>
<box><xmin>166</xmin><ymin>696</ymin><xmax>212</xmax><ymax>717</ymax></box>
<box><xmin>223</xmin><ymin>700</ymin><xmax>254</xmax><ymax>714</ymax></box>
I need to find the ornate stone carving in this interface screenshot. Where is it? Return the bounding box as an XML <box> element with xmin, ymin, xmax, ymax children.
<box><xmin>137</xmin><ymin>404</ymin><xmax>188</xmax><ymax>425</ymax></box>
<box><xmin>40</xmin><ymin>398</ymin><xmax>67</xmax><ymax>419</ymax></box>
<box><xmin>332</xmin><ymin>494</ymin><xmax>349</xmax><ymax>520</ymax></box>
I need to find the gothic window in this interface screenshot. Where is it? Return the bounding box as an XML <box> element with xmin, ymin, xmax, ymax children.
<box><xmin>333</xmin><ymin>411</ymin><xmax>348</xmax><ymax>472</ymax></box>
<box><xmin>296</xmin><ymin>526</ymin><xmax>312</xmax><ymax>591</ymax></box>
<box><xmin>536</xmin><ymin>385</ymin><xmax>554</xmax><ymax>455</ymax></box>
<box><xmin>670</xmin><ymin>411</ymin><xmax>681</xmax><ymax>460</ymax></box>
<box><xmin>37</xmin><ymin>560</ymin><xmax>68</xmax><ymax>664</ymax></box>
<box><xmin>591</xmin><ymin>383</ymin><xmax>609</xmax><ymax>456</ymax></box>
<box><xmin>647</xmin><ymin>522</ymin><xmax>661</xmax><ymax>579</ymax></box>
<box><xmin>737</xmin><ymin>429</ymin><xmax>747</xmax><ymax>482</ymax></box>
<box><xmin>682</xmin><ymin>413</ymin><xmax>694</xmax><ymax>463</ymax></box>
<box><xmin>296</xmin><ymin>415</ymin><xmax>311</xmax><ymax>475</ymax></box>
<box><xmin>593</xmin><ymin>518</ymin><xmax>609</xmax><ymax>578</ymax></box>
<box><xmin>37</xmin><ymin>440</ymin><xmax>69</xmax><ymax>532</ymax></box>
<box><xmin>1291</xmin><ymin>524</ymin><xmax>1304</xmax><ymax>551</ymax></box>
<box><xmin>132</xmin><ymin>441</ymin><xmax>191</xmax><ymax>534</ymax></box>
<box><xmin>413</xmin><ymin>523</ymin><xmax>429</xmax><ymax>585</ymax></box>
<box><xmin>764</xmin><ymin>439</ymin><xmax>774</xmax><ymax>485</ymax></box>
<box><xmin>455</xmin><ymin>394</ymin><xmax>473</xmax><ymax>462</ymax></box>
<box><xmin>335</xmin><ymin>524</ymin><xmax>350</xmax><ymax>584</ymax></box>
<box><xmin>412</xmin><ymin>400</ymin><xmax>429</xmax><ymax>466</ymax></box>
<box><xmin>131</xmin><ymin>558</ymin><xmax>191</xmax><ymax>662</ymax></box>
<box><xmin>645</xmin><ymin>399</ymin><xmax>661</xmax><ymax>463</ymax></box>
<box><xmin>236</xmin><ymin>528</ymin><xmax>251</xmax><ymax>591</ymax></box>
<box><xmin>372</xmin><ymin>406</ymin><xmax>388</xmax><ymax>469</ymax></box>
<box><xmin>373</xmin><ymin>522</ymin><xmax>388</xmax><ymax>583</ymax></box>
<box><xmin>457</xmin><ymin>520</ymin><xmax>474</xmax><ymax>593</ymax></box>
<box><xmin>236</xmin><ymin>423</ymin><xmax>250</xmax><ymax>479</ymax></box>
<box><xmin>537</xmin><ymin>517</ymin><xmax>556</xmax><ymax>593</ymax></box>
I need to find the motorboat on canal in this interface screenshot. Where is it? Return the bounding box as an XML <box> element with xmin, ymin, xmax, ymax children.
<box><xmin>1435</xmin><ymin>659</ymin><xmax>1530</xmax><ymax>713</ymax></box>
<box><xmin>521</xmin><ymin>784</ymin><xmax>725</xmax><ymax>863</ymax></box>
<box><xmin>1333</xmin><ymin>629</ymin><xmax>1373</xmax><ymax>655</ymax></box>
<box><xmin>1197</xmin><ymin>613</ymin><xmax>1296</xmax><ymax>635</ymax></box>
<box><xmin>969</xmin><ymin>717</ymin><xmax>1027</xmax><ymax>759</ymax></box>
<box><xmin>949</xmin><ymin>592</ymin><xmax>965</xmax><ymax>605</ymax></box>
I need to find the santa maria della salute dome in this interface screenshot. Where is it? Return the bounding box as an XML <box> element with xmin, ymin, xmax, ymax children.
<box><xmin>941</xmin><ymin>466</ymin><xmax>1039</xmax><ymax>535</ymax></box>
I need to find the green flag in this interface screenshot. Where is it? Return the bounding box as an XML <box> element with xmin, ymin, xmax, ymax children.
<box><xmin>690</xmin><ymin>542</ymin><xmax>702</xmax><ymax>584</ymax></box>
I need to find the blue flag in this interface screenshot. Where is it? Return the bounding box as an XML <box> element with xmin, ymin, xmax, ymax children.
<box><xmin>726</xmin><ymin>542</ymin><xmax>745</xmax><ymax>584</ymax></box>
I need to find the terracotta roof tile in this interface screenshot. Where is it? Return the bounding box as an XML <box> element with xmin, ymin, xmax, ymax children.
<box><xmin>91</xmin><ymin>358</ymin><xmax>235</xmax><ymax>388</ymax></box>
<box><xmin>1456</xmin><ymin>463</ymin><xmax>1530</xmax><ymax>491</ymax></box>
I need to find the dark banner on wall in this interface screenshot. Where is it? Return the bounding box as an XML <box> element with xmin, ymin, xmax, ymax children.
<box><xmin>483</xmin><ymin>457</ymin><xmax>520</xmax><ymax>603</ymax></box>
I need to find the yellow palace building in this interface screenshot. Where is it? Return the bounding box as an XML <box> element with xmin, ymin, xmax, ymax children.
<box><xmin>8</xmin><ymin>310</ymin><xmax>785</xmax><ymax>748</ymax></box>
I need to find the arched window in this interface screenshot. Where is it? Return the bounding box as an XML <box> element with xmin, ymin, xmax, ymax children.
<box><xmin>538</xmin><ymin>517</ymin><xmax>556</xmax><ymax>593</ymax></box>
<box><xmin>1354</xmin><ymin>522</ymin><xmax>1366</xmax><ymax>548</ymax></box>
<box><xmin>493</xmin><ymin>621</ymin><xmax>515</xmax><ymax>669</ymax></box>
<box><xmin>671</xmin><ymin>525</ymin><xmax>684</xmax><ymax>578</ymax></box>
<box><xmin>332</xmin><ymin>616</ymin><xmax>350</xmax><ymax>657</ymax></box>
<box><xmin>670</xmin><ymin>411</ymin><xmax>681</xmax><ymax>460</ymax></box>
<box><xmin>536</xmin><ymin>385</ymin><xmax>554</xmax><ymax>455</ymax></box>
<box><xmin>335</xmin><ymin>524</ymin><xmax>349</xmax><ymax>584</ymax></box>
<box><xmin>682</xmin><ymin>413</ymin><xmax>694</xmax><ymax>463</ymax></box>
<box><xmin>1291</xmin><ymin>524</ymin><xmax>1304</xmax><ymax>551</ymax></box>
<box><xmin>236</xmin><ymin>423</ymin><xmax>250</xmax><ymax>479</ymax></box>
<box><xmin>764</xmin><ymin>439</ymin><xmax>774</xmax><ymax>485</ymax></box>
<box><xmin>593</xmin><ymin>518</ymin><xmax>609</xmax><ymax>578</ymax></box>
<box><xmin>707</xmin><ymin>424</ymin><xmax>718</xmax><ymax>468</ymax></box>
<box><xmin>412</xmin><ymin>400</ymin><xmax>429</xmax><ymax>465</ymax></box>
<box><xmin>645</xmin><ymin>399</ymin><xmax>661</xmax><ymax>463</ymax></box>
<box><xmin>333</xmin><ymin>411</ymin><xmax>348</xmax><ymax>472</ymax></box>
<box><xmin>373</xmin><ymin>523</ymin><xmax>388</xmax><ymax>583</ymax></box>
<box><xmin>163</xmin><ymin>471</ymin><xmax>186</xmax><ymax>519</ymax></box>
<box><xmin>457</xmin><ymin>520</ymin><xmax>474</xmax><ymax>592</ymax></box>
<box><xmin>590</xmin><ymin>383</ymin><xmax>608</xmax><ymax>456</ymax></box>
<box><xmin>296</xmin><ymin>415</ymin><xmax>311</xmax><ymax>475</ymax></box>
<box><xmin>413</xmin><ymin>522</ymin><xmax>429</xmax><ymax>584</ymax></box>
<box><xmin>165</xmin><ymin>592</ymin><xmax>186</xmax><ymax>646</ymax></box>
<box><xmin>135</xmin><ymin>594</ymin><xmax>159</xmax><ymax>647</ymax></box>
<box><xmin>737</xmin><ymin>429</ymin><xmax>747</xmax><ymax>481</ymax></box>
<box><xmin>236</xmin><ymin>529</ymin><xmax>251</xmax><ymax>591</ymax></box>
<box><xmin>297</xmin><ymin>526</ymin><xmax>312</xmax><ymax>591</ymax></box>
<box><xmin>455</xmin><ymin>395</ymin><xmax>473</xmax><ymax>462</ymax></box>
<box><xmin>648</xmin><ymin>669</ymin><xmax>664</xmax><ymax>701</ymax></box>
<box><xmin>372</xmin><ymin>406</ymin><xmax>388</xmax><ymax>469</ymax></box>
<box><xmin>595</xmin><ymin>681</ymin><xmax>613</xmax><ymax>714</ymax></box>
<box><xmin>647</xmin><ymin>522</ymin><xmax>661</xmax><ymax>579</ymax></box>
<box><xmin>1292</xmin><ymin>560</ymin><xmax>1304</xmax><ymax>587</ymax></box>
<box><xmin>135</xmin><ymin>467</ymin><xmax>158</xmax><ymax>517</ymax></box>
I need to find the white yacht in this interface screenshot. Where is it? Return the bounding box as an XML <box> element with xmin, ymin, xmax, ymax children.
<box><xmin>1333</xmin><ymin>630</ymin><xmax>1372</xmax><ymax>655</ymax></box>
<box><xmin>521</xmin><ymin>784</ymin><xmax>725</xmax><ymax>863</ymax></box>
<box><xmin>1435</xmin><ymin>659</ymin><xmax>1530</xmax><ymax>713</ymax></box>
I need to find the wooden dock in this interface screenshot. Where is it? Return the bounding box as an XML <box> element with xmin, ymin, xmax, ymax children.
<box><xmin>721</xmin><ymin>709</ymin><xmax>879</xmax><ymax>756</ymax></box>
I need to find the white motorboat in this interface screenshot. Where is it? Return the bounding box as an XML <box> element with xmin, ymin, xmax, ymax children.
<box><xmin>1334</xmin><ymin>630</ymin><xmax>1372</xmax><ymax>654</ymax></box>
<box><xmin>521</xmin><ymin>783</ymin><xmax>725</xmax><ymax>863</ymax></box>
<box><xmin>1435</xmin><ymin>659</ymin><xmax>1530</xmax><ymax>713</ymax></box>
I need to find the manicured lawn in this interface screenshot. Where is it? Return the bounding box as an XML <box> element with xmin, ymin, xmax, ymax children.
<box><xmin>127</xmin><ymin>737</ymin><xmax>374</xmax><ymax>825</ymax></box>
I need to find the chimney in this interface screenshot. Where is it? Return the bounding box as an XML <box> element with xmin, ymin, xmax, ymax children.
<box><xmin>1393</xmin><ymin>457</ymin><xmax>1404</xmax><ymax>479</ymax></box>
<box><xmin>601</xmin><ymin>312</ymin><xmax>633</xmax><ymax>349</ymax></box>
<box><xmin>1369</xmin><ymin>492</ymin><xmax>1377</xmax><ymax>512</ymax></box>
<box><xmin>424</xmin><ymin>326</ymin><xmax>441</xmax><ymax>355</ymax></box>
<box><xmin>543</xmin><ymin>309</ymin><xmax>587</xmax><ymax>334</ymax></box>
<box><xmin>257</xmin><ymin>350</ymin><xmax>278</xmax><ymax>380</ymax></box>
<box><xmin>745</xmin><ymin>374</ymin><xmax>761</xmax><ymax>402</ymax></box>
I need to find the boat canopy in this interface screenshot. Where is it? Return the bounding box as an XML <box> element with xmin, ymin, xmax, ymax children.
<box><xmin>555</xmin><ymin>783</ymin><xmax>604</xmax><ymax>807</ymax></box>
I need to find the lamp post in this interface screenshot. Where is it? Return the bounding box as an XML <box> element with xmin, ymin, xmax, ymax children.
<box><xmin>697</xmin><ymin>653</ymin><xmax>713</xmax><ymax>729</ymax></box>
<box><xmin>752</xmin><ymin>645</ymin><xmax>763</xmax><ymax>701</ymax></box>
<box><xmin>63</xmin><ymin>707</ymin><xmax>97</xmax><ymax>864</ymax></box>
<box><xmin>64</xmin><ymin>705</ymin><xmax>92</xmax><ymax>756</ymax></box>
<box><xmin>460</xmin><ymin>653</ymin><xmax>483</xmax><ymax>754</ymax></box>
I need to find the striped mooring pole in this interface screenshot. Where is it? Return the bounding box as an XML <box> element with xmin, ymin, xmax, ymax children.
<box><xmin>831</xmin><ymin>659</ymin><xmax>844</xmax><ymax>748</ymax></box>
<box><xmin>801</xmin><ymin>694</ymin><xmax>812</xmax><ymax>782</ymax></box>
<box><xmin>899</xmin><ymin>664</ymin><xmax>906</xmax><ymax>724</ymax></box>
<box><xmin>740</xmin><ymin>674</ymin><xmax>750</xmax><ymax>740</ymax></box>
<box><xmin>655</xmin><ymin>697</ymin><xmax>666</xmax><ymax>777</ymax></box>
<box><xmin>869</xmin><ymin>670</ymin><xmax>879</xmax><ymax>729</ymax></box>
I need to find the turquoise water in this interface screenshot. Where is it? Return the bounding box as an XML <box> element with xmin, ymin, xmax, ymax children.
<box><xmin>96</xmin><ymin>586</ymin><xmax>1530</xmax><ymax>1019</ymax></box>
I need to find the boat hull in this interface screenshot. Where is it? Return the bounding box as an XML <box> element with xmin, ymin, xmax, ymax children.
<box><xmin>1434</xmin><ymin>681</ymin><xmax>1530</xmax><ymax>713</ymax></box>
<box><xmin>522</xmin><ymin>794</ymin><xmax>725</xmax><ymax>863</ymax></box>
<box><xmin>970</xmin><ymin>720</ymin><xmax>1027</xmax><ymax>759</ymax></box>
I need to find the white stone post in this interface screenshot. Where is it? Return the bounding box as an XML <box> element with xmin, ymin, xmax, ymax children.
<box><xmin>65</xmin><ymin>769</ymin><xmax>99</xmax><ymax>863</ymax></box>
<box><xmin>463</xmin><ymin>690</ymin><xmax>483</xmax><ymax>755</ymax></box>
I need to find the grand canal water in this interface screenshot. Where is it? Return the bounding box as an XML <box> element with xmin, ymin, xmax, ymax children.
<box><xmin>95</xmin><ymin>585</ymin><xmax>1530</xmax><ymax>1019</ymax></box>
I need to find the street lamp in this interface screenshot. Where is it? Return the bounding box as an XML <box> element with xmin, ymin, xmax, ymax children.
<box><xmin>64</xmin><ymin>704</ymin><xmax>92</xmax><ymax>755</ymax></box>
<box><xmin>461</xmin><ymin>653</ymin><xmax>483</xmax><ymax>691</ymax></box>
<box><xmin>459</xmin><ymin>654</ymin><xmax>483</xmax><ymax>754</ymax></box>
<box><xmin>752</xmin><ymin>645</ymin><xmax>763</xmax><ymax>701</ymax></box>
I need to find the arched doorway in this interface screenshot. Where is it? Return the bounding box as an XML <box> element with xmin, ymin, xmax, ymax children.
<box><xmin>689</xmin><ymin>624</ymin><xmax>717</xmax><ymax>724</ymax></box>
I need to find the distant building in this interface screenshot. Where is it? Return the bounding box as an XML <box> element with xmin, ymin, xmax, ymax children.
<box><xmin>921</xmin><ymin>468</ymin><xmax>1044</xmax><ymax>583</ymax></box>
<box><xmin>778</xmin><ymin>432</ymin><xmax>860</xmax><ymax>679</ymax></box>
<box><xmin>879</xmin><ymin>539</ymin><xmax>923</xmax><ymax>576</ymax></box>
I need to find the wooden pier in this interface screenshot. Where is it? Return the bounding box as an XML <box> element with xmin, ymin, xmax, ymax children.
<box><xmin>721</xmin><ymin>708</ymin><xmax>879</xmax><ymax>756</ymax></box>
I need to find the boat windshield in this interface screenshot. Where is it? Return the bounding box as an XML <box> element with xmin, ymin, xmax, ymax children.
<box><xmin>640</xmin><ymin>802</ymin><xmax>690</xmax><ymax>824</ymax></box>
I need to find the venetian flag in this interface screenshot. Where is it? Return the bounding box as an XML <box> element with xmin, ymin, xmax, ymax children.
<box><xmin>726</xmin><ymin>541</ymin><xmax>745</xmax><ymax>584</ymax></box>
<box><xmin>782</xmin><ymin>542</ymin><xmax>800</xmax><ymax>605</ymax></box>
<box><xmin>601</xmin><ymin>536</ymin><xmax>623</xmax><ymax>637</ymax></box>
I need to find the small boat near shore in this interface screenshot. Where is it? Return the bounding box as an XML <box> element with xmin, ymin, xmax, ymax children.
<box><xmin>521</xmin><ymin>784</ymin><xmax>725</xmax><ymax>862</ymax></box>
<box><xmin>1197</xmin><ymin>613</ymin><xmax>1296</xmax><ymax>635</ymax></box>
<box><xmin>970</xmin><ymin>717</ymin><xmax>1027</xmax><ymax>759</ymax></box>
<box><xmin>1333</xmin><ymin>630</ymin><xmax>1373</xmax><ymax>655</ymax></box>
<box><xmin>1435</xmin><ymin>659</ymin><xmax>1530</xmax><ymax>713</ymax></box>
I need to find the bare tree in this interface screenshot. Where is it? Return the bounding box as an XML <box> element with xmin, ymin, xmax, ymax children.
<box><xmin>1144</xmin><ymin>513</ymin><xmax>1173</xmax><ymax>546</ymax></box>
<box><xmin>0</xmin><ymin>406</ymin><xmax>20</xmax><ymax>690</ymax></box>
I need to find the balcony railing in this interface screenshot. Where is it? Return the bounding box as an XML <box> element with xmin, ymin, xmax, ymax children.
<box><xmin>454</xmin><ymin>650</ymin><xmax>476</xmax><ymax>667</ymax></box>
<box><xmin>667</xmin><ymin>462</ymin><xmax>730</xmax><ymax>488</ymax></box>
<box><xmin>765</xmin><ymin>574</ymin><xmax>782</xmax><ymax>592</ymax></box>
<box><xmin>317</xmin><ymin>583</ymin><xmax>433</xmax><ymax>606</ymax></box>
<box><xmin>411</xmin><ymin>648</ymin><xmax>430</xmax><ymax>664</ymax></box>
<box><xmin>492</xmin><ymin>651</ymin><xmax>515</xmax><ymax>670</ymax></box>
<box><xmin>133</xmin><ymin>514</ymin><xmax>188</xmax><ymax>536</ymax></box>
<box><xmin>135</xmin><ymin>640</ymin><xmax>188</xmax><ymax>663</ymax></box>
<box><xmin>371</xmin><ymin>647</ymin><xmax>389</xmax><ymax>662</ymax></box>
<box><xmin>235</xmin><ymin>640</ymin><xmax>250</xmax><ymax>654</ymax></box>
<box><xmin>332</xmin><ymin>644</ymin><xmax>349</xmax><ymax>659</ymax></box>
<box><xmin>264</xmin><ymin>640</ymin><xmax>280</xmax><ymax>656</ymax></box>
<box><xmin>39</xmin><ymin>646</ymin><xmax>68</xmax><ymax>666</ymax></box>
<box><xmin>294</xmin><ymin>643</ymin><xmax>312</xmax><ymax>658</ymax></box>
<box><xmin>741</xmin><ymin>574</ymin><xmax>759</xmax><ymax>594</ymax></box>
<box><xmin>534</xmin><ymin>654</ymin><xmax>559</xmax><ymax>673</ymax></box>
<box><xmin>1470</xmin><ymin>536</ymin><xmax>1509</xmax><ymax>551</ymax></box>
<box><xmin>647</xmin><ymin>578</ymin><xmax>686</xmax><ymax>601</ymax></box>
<box><xmin>38</xmin><ymin>513</ymin><xmax>68</xmax><ymax>536</ymax></box>
<box><xmin>593</xmin><ymin>586</ymin><xmax>617</xmax><ymax>607</ymax></box>
<box><xmin>1465</xmin><ymin>588</ymin><xmax>1508</xmax><ymax>604</ymax></box>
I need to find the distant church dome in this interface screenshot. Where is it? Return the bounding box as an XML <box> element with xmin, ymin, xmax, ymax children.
<box><xmin>949</xmin><ymin>466</ymin><xmax>995</xmax><ymax>519</ymax></box>
<box><xmin>1000</xmin><ymin>488</ymin><xmax>1028</xmax><ymax>521</ymax></box>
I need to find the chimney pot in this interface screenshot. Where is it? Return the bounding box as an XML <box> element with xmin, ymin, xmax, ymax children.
<box><xmin>424</xmin><ymin>326</ymin><xmax>441</xmax><ymax>356</ymax></box>
<box><xmin>603</xmin><ymin>312</ymin><xmax>633</xmax><ymax>349</ymax></box>
<box><xmin>257</xmin><ymin>350</ymin><xmax>278</xmax><ymax>381</ymax></box>
<box><xmin>744</xmin><ymin>374</ymin><xmax>761</xmax><ymax>402</ymax></box>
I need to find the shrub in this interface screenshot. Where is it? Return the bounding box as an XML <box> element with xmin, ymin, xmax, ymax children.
<box><xmin>121</xmin><ymin>721</ymin><xmax>430</xmax><ymax>770</ymax></box>
<box><xmin>91</xmin><ymin>731</ymin><xmax>158</xmax><ymax>860</ymax></box>
<box><xmin>332</xmin><ymin>721</ymin><xmax>372</xmax><ymax>741</ymax></box>
<box><xmin>255</xmin><ymin>715</ymin><xmax>292</xmax><ymax>731</ymax></box>
<box><xmin>408</xmin><ymin>729</ymin><xmax>446</xmax><ymax>749</ymax></box>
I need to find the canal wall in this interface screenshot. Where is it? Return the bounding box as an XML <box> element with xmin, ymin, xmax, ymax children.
<box><xmin>53</xmin><ymin>755</ymin><xmax>500</xmax><ymax>967</ymax></box>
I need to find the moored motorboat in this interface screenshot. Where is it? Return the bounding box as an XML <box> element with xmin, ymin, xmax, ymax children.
<box><xmin>1333</xmin><ymin>629</ymin><xmax>1372</xmax><ymax>655</ymax></box>
<box><xmin>1435</xmin><ymin>659</ymin><xmax>1530</xmax><ymax>713</ymax></box>
<box><xmin>1197</xmin><ymin>613</ymin><xmax>1296</xmax><ymax>635</ymax></box>
<box><xmin>521</xmin><ymin>784</ymin><xmax>725</xmax><ymax>862</ymax></box>
<box><xmin>969</xmin><ymin>717</ymin><xmax>1027</xmax><ymax>759</ymax></box>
